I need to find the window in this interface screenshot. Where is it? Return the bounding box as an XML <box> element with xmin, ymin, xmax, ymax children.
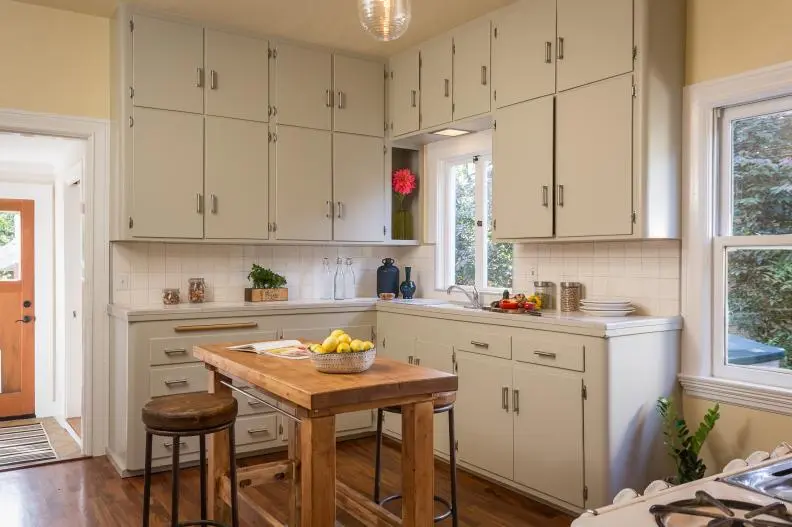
<box><xmin>714</xmin><ymin>96</ymin><xmax>792</xmax><ymax>387</ymax></box>
<box><xmin>0</xmin><ymin>211</ymin><xmax>21</xmax><ymax>281</ymax></box>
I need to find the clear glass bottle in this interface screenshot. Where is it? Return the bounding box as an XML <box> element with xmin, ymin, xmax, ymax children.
<box><xmin>321</xmin><ymin>258</ymin><xmax>333</xmax><ymax>300</ymax></box>
<box><xmin>334</xmin><ymin>257</ymin><xmax>345</xmax><ymax>300</ymax></box>
<box><xmin>344</xmin><ymin>257</ymin><xmax>356</xmax><ymax>299</ymax></box>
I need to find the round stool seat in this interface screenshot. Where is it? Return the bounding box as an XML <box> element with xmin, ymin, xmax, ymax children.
<box><xmin>142</xmin><ymin>393</ymin><xmax>238</xmax><ymax>433</ymax></box>
<box><xmin>383</xmin><ymin>391</ymin><xmax>456</xmax><ymax>414</ymax></box>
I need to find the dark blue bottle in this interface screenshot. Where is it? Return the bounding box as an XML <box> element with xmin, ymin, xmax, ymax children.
<box><xmin>400</xmin><ymin>266</ymin><xmax>416</xmax><ymax>299</ymax></box>
<box><xmin>377</xmin><ymin>258</ymin><xmax>400</xmax><ymax>297</ymax></box>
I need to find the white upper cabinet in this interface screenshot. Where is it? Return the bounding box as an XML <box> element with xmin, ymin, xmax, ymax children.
<box><xmin>131</xmin><ymin>15</ymin><xmax>204</xmax><ymax>114</ymax></box>
<box><xmin>556</xmin><ymin>74</ymin><xmax>634</xmax><ymax>238</ymax></box>
<box><xmin>332</xmin><ymin>133</ymin><xmax>385</xmax><ymax>243</ymax></box>
<box><xmin>333</xmin><ymin>55</ymin><xmax>385</xmax><ymax>137</ymax></box>
<box><xmin>131</xmin><ymin>108</ymin><xmax>204</xmax><ymax>239</ymax></box>
<box><xmin>273</xmin><ymin>43</ymin><xmax>332</xmax><ymax>130</ymax></box>
<box><xmin>389</xmin><ymin>48</ymin><xmax>420</xmax><ymax>137</ymax></box>
<box><xmin>556</xmin><ymin>0</ymin><xmax>634</xmax><ymax>91</ymax></box>
<box><xmin>204</xmin><ymin>117</ymin><xmax>269</xmax><ymax>240</ymax></box>
<box><xmin>452</xmin><ymin>17</ymin><xmax>491</xmax><ymax>120</ymax></box>
<box><xmin>419</xmin><ymin>34</ymin><xmax>453</xmax><ymax>130</ymax></box>
<box><xmin>204</xmin><ymin>30</ymin><xmax>269</xmax><ymax>122</ymax></box>
<box><xmin>493</xmin><ymin>96</ymin><xmax>554</xmax><ymax>240</ymax></box>
<box><xmin>492</xmin><ymin>0</ymin><xmax>556</xmax><ymax>108</ymax></box>
<box><xmin>274</xmin><ymin>126</ymin><xmax>333</xmax><ymax>241</ymax></box>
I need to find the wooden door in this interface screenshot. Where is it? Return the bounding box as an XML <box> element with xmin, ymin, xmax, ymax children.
<box><xmin>333</xmin><ymin>55</ymin><xmax>385</xmax><ymax>137</ymax></box>
<box><xmin>389</xmin><ymin>49</ymin><xmax>420</xmax><ymax>137</ymax></box>
<box><xmin>557</xmin><ymin>0</ymin><xmax>633</xmax><ymax>92</ymax></box>
<box><xmin>453</xmin><ymin>17</ymin><xmax>491</xmax><ymax>120</ymax></box>
<box><xmin>513</xmin><ymin>364</ymin><xmax>585</xmax><ymax>507</ymax></box>
<box><xmin>132</xmin><ymin>14</ymin><xmax>205</xmax><ymax>114</ymax></box>
<box><xmin>556</xmin><ymin>74</ymin><xmax>633</xmax><ymax>237</ymax></box>
<box><xmin>332</xmin><ymin>133</ymin><xmax>385</xmax><ymax>243</ymax></box>
<box><xmin>419</xmin><ymin>34</ymin><xmax>453</xmax><ymax>130</ymax></box>
<box><xmin>131</xmin><ymin>107</ymin><xmax>204</xmax><ymax>239</ymax></box>
<box><xmin>0</xmin><ymin>200</ymin><xmax>35</xmax><ymax>418</ymax></box>
<box><xmin>205</xmin><ymin>30</ymin><xmax>269</xmax><ymax>122</ymax></box>
<box><xmin>205</xmin><ymin>117</ymin><xmax>269</xmax><ymax>240</ymax></box>
<box><xmin>415</xmin><ymin>340</ymin><xmax>454</xmax><ymax>456</ymax></box>
<box><xmin>493</xmin><ymin>95</ymin><xmax>554</xmax><ymax>239</ymax></box>
<box><xmin>273</xmin><ymin>43</ymin><xmax>332</xmax><ymax>131</ymax></box>
<box><xmin>454</xmin><ymin>352</ymin><xmax>514</xmax><ymax>479</ymax></box>
<box><xmin>273</xmin><ymin>125</ymin><xmax>332</xmax><ymax>241</ymax></box>
<box><xmin>492</xmin><ymin>0</ymin><xmax>556</xmax><ymax>109</ymax></box>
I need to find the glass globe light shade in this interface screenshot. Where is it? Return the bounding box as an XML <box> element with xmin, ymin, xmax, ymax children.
<box><xmin>358</xmin><ymin>0</ymin><xmax>412</xmax><ymax>42</ymax></box>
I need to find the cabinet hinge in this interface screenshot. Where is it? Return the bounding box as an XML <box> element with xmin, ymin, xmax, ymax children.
<box><xmin>272</xmin><ymin>222</ymin><xmax>277</xmax><ymax>232</ymax></box>
<box><xmin>129</xmin><ymin>19</ymin><xmax>134</xmax><ymax>32</ymax></box>
<box><xmin>455</xmin><ymin>439</ymin><xmax>459</xmax><ymax>452</ymax></box>
<box><xmin>631</xmin><ymin>82</ymin><xmax>637</xmax><ymax>98</ymax></box>
<box><xmin>452</xmin><ymin>41</ymin><xmax>456</xmax><ymax>54</ymax></box>
<box><xmin>384</xmin><ymin>68</ymin><xmax>389</xmax><ymax>79</ymax></box>
<box><xmin>493</xmin><ymin>120</ymin><xmax>497</xmax><ymax>130</ymax></box>
<box><xmin>582</xmin><ymin>384</ymin><xmax>588</xmax><ymax>400</ymax></box>
<box><xmin>493</xmin><ymin>26</ymin><xmax>498</xmax><ymax>39</ymax></box>
<box><xmin>584</xmin><ymin>485</ymin><xmax>589</xmax><ymax>501</ymax></box>
<box><xmin>268</xmin><ymin>131</ymin><xmax>278</xmax><ymax>143</ymax></box>
<box><xmin>128</xmin><ymin>116</ymin><xmax>134</xmax><ymax>128</ymax></box>
<box><xmin>631</xmin><ymin>211</ymin><xmax>637</xmax><ymax>224</ymax></box>
<box><xmin>632</xmin><ymin>46</ymin><xmax>638</xmax><ymax>61</ymax></box>
<box><xmin>452</xmin><ymin>103</ymin><xmax>455</xmax><ymax>113</ymax></box>
<box><xmin>267</xmin><ymin>222</ymin><xmax>272</xmax><ymax>232</ymax></box>
<box><xmin>128</xmin><ymin>217</ymin><xmax>134</xmax><ymax>229</ymax></box>
<box><xmin>129</xmin><ymin>86</ymin><xmax>134</xmax><ymax>99</ymax></box>
<box><xmin>383</xmin><ymin>225</ymin><xmax>387</xmax><ymax>236</ymax></box>
<box><xmin>268</xmin><ymin>48</ymin><xmax>277</xmax><ymax>59</ymax></box>
<box><xmin>383</xmin><ymin>144</ymin><xmax>387</xmax><ymax>154</ymax></box>
<box><xmin>493</xmin><ymin>90</ymin><xmax>497</xmax><ymax>102</ymax></box>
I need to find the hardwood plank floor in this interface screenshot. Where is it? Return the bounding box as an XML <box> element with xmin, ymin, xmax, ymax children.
<box><xmin>0</xmin><ymin>436</ymin><xmax>574</xmax><ymax>527</ymax></box>
<box><xmin>67</xmin><ymin>417</ymin><xmax>81</xmax><ymax>439</ymax></box>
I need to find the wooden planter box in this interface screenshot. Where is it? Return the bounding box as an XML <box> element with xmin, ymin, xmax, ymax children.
<box><xmin>244</xmin><ymin>288</ymin><xmax>288</xmax><ymax>302</ymax></box>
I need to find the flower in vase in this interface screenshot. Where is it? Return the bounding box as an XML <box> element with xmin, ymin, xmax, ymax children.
<box><xmin>392</xmin><ymin>168</ymin><xmax>417</xmax><ymax>210</ymax></box>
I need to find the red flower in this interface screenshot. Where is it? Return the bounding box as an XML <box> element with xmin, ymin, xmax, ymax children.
<box><xmin>392</xmin><ymin>168</ymin><xmax>417</xmax><ymax>196</ymax></box>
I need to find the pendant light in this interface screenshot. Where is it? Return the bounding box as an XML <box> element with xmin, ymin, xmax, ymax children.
<box><xmin>358</xmin><ymin>0</ymin><xmax>412</xmax><ymax>42</ymax></box>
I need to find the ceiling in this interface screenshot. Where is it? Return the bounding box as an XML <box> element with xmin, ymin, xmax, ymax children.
<box><xmin>0</xmin><ymin>132</ymin><xmax>84</xmax><ymax>173</ymax></box>
<box><xmin>13</xmin><ymin>0</ymin><xmax>514</xmax><ymax>56</ymax></box>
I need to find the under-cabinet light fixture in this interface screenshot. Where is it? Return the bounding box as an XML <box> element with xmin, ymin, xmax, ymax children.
<box><xmin>431</xmin><ymin>128</ymin><xmax>471</xmax><ymax>137</ymax></box>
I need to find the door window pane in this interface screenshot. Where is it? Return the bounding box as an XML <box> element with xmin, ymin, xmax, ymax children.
<box><xmin>0</xmin><ymin>211</ymin><xmax>21</xmax><ymax>281</ymax></box>
<box><xmin>454</xmin><ymin>161</ymin><xmax>476</xmax><ymax>286</ymax></box>
<box><xmin>486</xmin><ymin>161</ymin><xmax>513</xmax><ymax>289</ymax></box>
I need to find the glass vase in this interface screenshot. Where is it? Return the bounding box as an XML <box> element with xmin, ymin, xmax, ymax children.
<box><xmin>392</xmin><ymin>209</ymin><xmax>413</xmax><ymax>240</ymax></box>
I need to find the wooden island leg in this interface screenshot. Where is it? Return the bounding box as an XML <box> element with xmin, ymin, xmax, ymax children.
<box><xmin>299</xmin><ymin>415</ymin><xmax>336</xmax><ymax>527</ymax></box>
<box><xmin>207</xmin><ymin>368</ymin><xmax>233</xmax><ymax>524</ymax></box>
<box><xmin>402</xmin><ymin>401</ymin><xmax>435</xmax><ymax>527</ymax></box>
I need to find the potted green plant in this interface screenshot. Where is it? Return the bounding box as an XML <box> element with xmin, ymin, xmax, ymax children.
<box><xmin>245</xmin><ymin>264</ymin><xmax>288</xmax><ymax>302</ymax></box>
<box><xmin>656</xmin><ymin>397</ymin><xmax>720</xmax><ymax>484</ymax></box>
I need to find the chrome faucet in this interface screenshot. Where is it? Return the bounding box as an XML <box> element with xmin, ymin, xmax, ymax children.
<box><xmin>446</xmin><ymin>284</ymin><xmax>482</xmax><ymax>309</ymax></box>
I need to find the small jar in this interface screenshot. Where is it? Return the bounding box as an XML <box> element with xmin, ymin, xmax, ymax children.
<box><xmin>188</xmin><ymin>278</ymin><xmax>206</xmax><ymax>304</ymax></box>
<box><xmin>162</xmin><ymin>288</ymin><xmax>180</xmax><ymax>305</ymax></box>
<box><xmin>533</xmin><ymin>281</ymin><xmax>555</xmax><ymax>310</ymax></box>
<box><xmin>560</xmin><ymin>282</ymin><xmax>582</xmax><ymax>312</ymax></box>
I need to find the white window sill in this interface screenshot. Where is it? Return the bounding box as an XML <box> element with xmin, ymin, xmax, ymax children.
<box><xmin>679</xmin><ymin>374</ymin><xmax>792</xmax><ymax>416</ymax></box>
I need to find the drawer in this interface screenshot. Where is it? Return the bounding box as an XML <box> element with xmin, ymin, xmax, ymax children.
<box><xmin>150</xmin><ymin>363</ymin><xmax>209</xmax><ymax>397</ymax></box>
<box><xmin>513</xmin><ymin>334</ymin><xmax>585</xmax><ymax>372</ymax></box>
<box><xmin>235</xmin><ymin>414</ymin><xmax>279</xmax><ymax>446</ymax></box>
<box><xmin>336</xmin><ymin>410</ymin><xmax>374</xmax><ymax>432</ymax></box>
<box><xmin>152</xmin><ymin>434</ymin><xmax>201</xmax><ymax>460</ymax></box>
<box><xmin>234</xmin><ymin>383</ymin><xmax>279</xmax><ymax>416</ymax></box>
<box><xmin>452</xmin><ymin>325</ymin><xmax>512</xmax><ymax>359</ymax></box>
<box><xmin>149</xmin><ymin>330</ymin><xmax>278</xmax><ymax>366</ymax></box>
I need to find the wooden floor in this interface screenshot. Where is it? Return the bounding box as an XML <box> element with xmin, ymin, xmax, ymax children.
<box><xmin>0</xmin><ymin>436</ymin><xmax>574</xmax><ymax>526</ymax></box>
<box><xmin>67</xmin><ymin>417</ymin><xmax>81</xmax><ymax>439</ymax></box>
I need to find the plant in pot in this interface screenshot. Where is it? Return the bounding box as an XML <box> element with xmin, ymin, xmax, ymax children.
<box><xmin>245</xmin><ymin>264</ymin><xmax>288</xmax><ymax>302</ymax></box>
<box><xmin>392</xmin><ymin>168</ymin><xmax>417</xmax><ymax>240</ymax></box>
<box><xmin>656</xmin><ymin>397</ymin><xmax>721</xmax><ymax>484</ymax></box>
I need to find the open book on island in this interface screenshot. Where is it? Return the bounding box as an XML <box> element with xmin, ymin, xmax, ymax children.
<box><xmin>227</xmin><ymin>340</ymin><xmax>311</xmax><ymax>360</ymax></box>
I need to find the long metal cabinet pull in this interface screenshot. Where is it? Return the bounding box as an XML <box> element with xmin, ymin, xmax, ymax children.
<box><xmin>557</xmin><ymin>37</ymin><xmax>565</xmax><ymax>60</ymax></box>
<box><xmin>164</xmin><ymin>379</ymin><xmax>188</xmax><ymax>386</ymax></box>
<box><xmin>196</xmin><ymin>193</ymin><xmax>204</xmax><ymax>214</ymax></box>
<box><xmin>210</xmin><ymin>69</ymin><xmax>218</xmax><ymax>90</ymax></box>
<box><xmin>337</xmin><ymin>90</ymin><xmax>344</xmax><ymax>109</ymax></box>
<box><xmin>210</xmin><ymin>194</ymin><xmax>218</xmax><ymax>214</ymax></box>
<box><xmin>513</xmin><ymin>389</ymin><xmax>520</xmax><ymax>415</ymax></box>
<box><xmin>558</xmin><ymin>185</ymin><xmax>565</xmax><ymax>207</ymax></box>
<box><xmin>481</xmin><ymin>65</ymin><xmax>488</xmax><ymax>85</ymax></box>
<box><xmin>196</xmin><ymin>67</ymin><xmax>204</xmax><ymax>87</ymax></box>
<box><xmin>534</xmin><ymin>350</ymin><xmax>557</xmax><ymax>359</ymax></box>
<box><xmin>470</xmin><ymin>340</ymin><xmax>489</xmax><ymax>349</ymax></box>
<box><xmin>410</xmin><ymin>90</ymin><xmax>417</xmax><ymax>108</ymax></box>
<box><xmin>545</xmin><ymin>42</ymin><xmax>553</xmax><ymax>64</ymax></box>
<box><xmin>164</xmin><ymin>348</ymin><xmax>187</xmax><ymax>356</ymax></box>
<box><xmin>325</xmin><ymin>89</ymin><xmax>334</xmax><ymax>108</ymax></box>
<box><xmin>542</xmin><ymin>185</ymin><xmax>549</xmax><ymax>207</ymax></box>
<box><xmin>444</xmin><ymin>79</ymin><xmax>450</xmax><ymax>98</ymax></box>
<box><xmin>502</xmin><ymin>387</ymin><xmax>509</xmax><ymax>412</ymax></box>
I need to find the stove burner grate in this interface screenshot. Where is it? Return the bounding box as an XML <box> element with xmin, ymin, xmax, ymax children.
<box><xmin>649</xmin><ymin>490</ymin><xmax>792</xmax><ymax>526</ymax></box>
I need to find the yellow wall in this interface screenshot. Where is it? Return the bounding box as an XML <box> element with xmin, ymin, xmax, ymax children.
<box><xmin>0</xmin><ymin>1</ymin><xmax>110</xmax><ymax>119</ymax></box>
<box><xmin>686</xmin><ymin>0</ymin><xmax>792</xmax><ymax>84</ymax></box>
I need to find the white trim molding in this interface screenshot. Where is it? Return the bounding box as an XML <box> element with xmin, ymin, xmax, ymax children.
<box><xmin>680</xmin><ymin>375</ymin><xmax>792</xmax><ymax>417</ymax></box>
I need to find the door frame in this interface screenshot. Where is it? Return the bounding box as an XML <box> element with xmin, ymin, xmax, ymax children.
<box><xmin>0</xmin><ymin>108</ymin><xmax>109</xmax><ymax>456</ymax></box>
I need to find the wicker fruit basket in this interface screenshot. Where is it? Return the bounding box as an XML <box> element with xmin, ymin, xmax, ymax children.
<box><xmin>309</xmin><ymin>348</ymin><xmax>377</xmax><ymax>374</ymax></box>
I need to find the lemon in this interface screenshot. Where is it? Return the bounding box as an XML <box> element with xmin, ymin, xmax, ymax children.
<box><xmin>362</xmin><ymin>341</ymin><xmax>374</xmax><ymax>351</ymax></box>
<box><xmin>350</xmin><ymin>339</ymin><xmax>364</xmax><ymax>352</ymax></box>
<box><xmin>330</xmin><ymin>329</ymin><xmax>346</xmax><ymax>339</ymax></box>
<box><xmin>337</xmin><ymin>342</ymin><xmax>351</xmax><ymax>353</ymax></box>
<box><xmin>337</xmin><ymin>334</ymin><xmax>352</xmax><ymax>344</ymax></box>
<box><xmin>321</xmin><ymin>336</ymin><xmax>339</xmax><ymax>353</ymax></box>
<box><xmin>309</xmin><ymin>344</ymin><xmax>321</xmax><ymax>353</ymax></box>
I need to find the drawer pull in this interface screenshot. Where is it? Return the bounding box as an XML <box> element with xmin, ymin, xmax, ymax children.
<box><xmin>164</xmin><ymin>379</ymin><xmax>189</xmax><ymax>387</ymax></box>
<box><xmin>164</xmin><ymin>348</ymin><xmax>187</xmax><ymax>356</ymax></box>
<box><xmin>534</xmin><ymin>351</ymin><xmax>557</xmax><ymax>359</ymax></box>
<box><xmin>247</xmin><ymin>428</ymin><xmax>271</xmax><ymax>435</ymax></box>
<box><xmin>164</xmin><ymin>441</ymin><xmax>188</xmax><ymax>448</ymax></box>
<box><xmin>248</xmin><ymin>400</ymin><xmax>266</xmax><ymax>407</ymax></box>
<box><xmin>174</xmin><ymin>322</ymin><xmax>258</xmax><ymax>332</ymax></box>
<box><xmin>471</xmin><ymin>340</ymin><xmax>490</xmax><ymax>349</ymax></box>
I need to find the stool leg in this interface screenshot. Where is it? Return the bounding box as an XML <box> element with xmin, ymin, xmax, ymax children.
<box><xmin>199</xmin><ymin>433</ymin><xmax>207</xmax><ymax>521</ymax></box>
<box><xmin>228</xmin><ymin>424</ymin><xmax>240</xmax><ymax>527</ymax></box>
<box><xmin>143</xmin><ymin>432</ymin><xmax>153</xmax><ymax>527</ymax></box>
<box><xmin>171</xmin><ymin>436</ymin><xmax>180</xmax><ymax>527</ymax></box>
<box><xmin>449</xmin><ymin>407</ymin><xmax>458</xmax><ymax>527</ymax></box>
<box><xmin>374</xmin><ymin>409</ymin><xmax>384</xmax><ymax>503</ymax></box>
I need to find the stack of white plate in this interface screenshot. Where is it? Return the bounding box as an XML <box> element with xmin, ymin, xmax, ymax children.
<box><xmin>579</xmin><ymin>298</ymin><xmax>635</xmax><ymax>317</ymax></box>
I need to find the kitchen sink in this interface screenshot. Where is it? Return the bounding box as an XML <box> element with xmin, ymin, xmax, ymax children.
<box><xmin>723</xmin><ymin>458</ymin><xmax>792</xmax><ymax>502</ymax></box>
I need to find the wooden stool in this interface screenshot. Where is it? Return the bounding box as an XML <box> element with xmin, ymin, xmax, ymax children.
<box><xmin>142</xmin><ymin>393</ymin><xmax>240</xmax><ymax>527</ymax></box>
<box><xmin>373</xmin><ymin>392</ymin><xmax>459</xmax><ymax>526</ymax></box>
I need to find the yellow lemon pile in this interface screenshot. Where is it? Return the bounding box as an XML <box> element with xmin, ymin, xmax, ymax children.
<box><xmin>309</xmin><ymin>329</ymin><xmax>374</xmax><ymax>354</ymax></box>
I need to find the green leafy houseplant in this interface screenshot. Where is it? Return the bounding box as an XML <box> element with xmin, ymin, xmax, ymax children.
<box><xmin>247</xmin><ymin>264</ymin><xmax>287</xmax><ymax>289</ymax></box>
<box><xmin>656</xmin><ymin>397</ymin><xmax>720</xmax><ymax>484</ymax></box>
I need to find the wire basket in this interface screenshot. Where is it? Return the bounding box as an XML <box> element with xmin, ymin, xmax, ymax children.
<box><xmin>309</xmin><ymin>348</ymin><xmax>377</xmax><ymax>374</ymax></box>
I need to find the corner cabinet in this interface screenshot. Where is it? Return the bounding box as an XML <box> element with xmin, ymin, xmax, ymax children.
<box><xmin>388</xmin><ymin>48</ymin><xmax>421</xmax><ymax>137</ymax></box>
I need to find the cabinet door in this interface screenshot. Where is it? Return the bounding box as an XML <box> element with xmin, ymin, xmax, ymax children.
<box><xmin>557</xmin><ymin>0</ymin><xmax>633</xmax><ymax>91</ymax></box>
<box><xmin>389</xmin><ymin>49</ymin><xmax>420</xmax><ymax>137</ymax></box>
<box><xmin>556</xmin><ymin>74</ymin><xmax>633</xmax><ymax>237</ymax></box>
<box><xmin>131</xmin><ymin>108</ymin><xmax>204</xmax><ymax>239</ymax></box>
<box><xmin>274</xmin><ymin>126</ymin><xmax>332</xmax><ymax>241</ymax></box>
<box><xmin>454</xmin><ymin>352</ymin><xmax>514</xmax><ymax>479</ymax></box>
<box><xmin>513</xmin><ymin>364</ymin><xmax>584</xmax><ymax>507</ymax></box>
<box><xmin>415</xmin><ymin>340</ymin><xmax>455</xmax><ymax>456</ymax></box>
<box><xmin>274</xmin><ymin>43</ymin><xmax>332</xmax><ymax>130</ymax></box>
<box><xmin>419</xmin><ymin>34</ymin><xmax>453</xmax><ymax>130</ymax></box>
<box><xmin>132</xmin><ymin>15</ymin><xmax>204</xmax><ymax>114</ymax></box>
<box><xmin>379</xmin><ymin>332</ymin><xmax>416</xmax><ymax>438</ymax></box>
<box><xmin>205</xmin><ymin>117</ymin><xmax>269</xmax><ymax>240</ymax></box>
<box><xmin>493</xmin><ymin>96</ymin><xmax>554</xmax><ymax>239</ymax></box>
<box><xmin>333</xmin><ymin>133</ymin><xmax>385</xmax><ymax>243</ymax></box>
<box><xmin>453</xmin><ymin>17</ymin><xmax>491</xmax><ymax>120</ymax></box>
<box><xmin>334</xmin><ymin>55</ymin><xmax>385</xmax><ymax>137</ymax></box>
<box><xmin>205</xmin><ymin>30</ymin><xmax>269</xmax><ymax>122</ymax></box>
<box><xmin>492</xmin><ymin>0</ymin><xmax>556</xmax><ymax>109</ymax></box>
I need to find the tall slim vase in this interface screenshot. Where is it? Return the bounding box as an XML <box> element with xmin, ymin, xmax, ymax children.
<box><xmin>392</xmin><ymin>209</ymin><xmax>413</xmax><ymax>240</ymax></box>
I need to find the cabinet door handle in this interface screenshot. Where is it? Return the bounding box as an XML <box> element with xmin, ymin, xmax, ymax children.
<box><xmin>534</xmin><ymin>350</ymin><xmax>557</xmax><ymax>359</ymax></box>
<box><xmin>410</xmin><ymin>90</ymin><xmax>417</xmax><ymax>108</ymax></box>
<box><xmin>164</xmin><ymin>348</ymin><xmax>187</xmax><ymax>356</ymax></box>
<box><xmin>174</xmin><ymin>322</ymin><xmax>258</xmax><ymax>332</ymax></box>
<box><xmin>545</xmin><ymin>41</ymin><xmax>553</xmax><ymax>64</ymax></box>
<box><xmin>557</xmin><ymin>37</ymin><xmax>565</xmax><ymax>60</ymax></box>
<box><xmin>513</xmin><ymin>389</ymin><xmax>520</xmax><ymax>415</ymax></box>
<box><xmin>337</xmin><ymin>90</ymin><xmax>344</xmax><ymax>109</ymax></box>
<box><xmin>210</xmin><ymin>194</ymin><xmax>218</xmax><ymax>214</ymax></box>
<box><xmin>247</xmin><ymin>428</ymin><xmax>271</xmax><ymax>435</ymax></box>
<box><xmin>557</xmin><ymin>185</ymin><xmax>565</xmax><ymax>207</ymax></box>
<box><xmin>247</xmin><ymin>400</ymin><xmax>266</xmax><ymax>407</ymax></box>
<box><xmin>326</xmin><ymin>200</ymin><xmax>333</xmax><ymax>219</ymax></box>
<box><xmin>502</xmin><ymin>386</ymin><xmax>509</xmax><ymax>412</ymax></box>
<box><xmin>470</xmin><ymin>340</ymin><xmax>489</xmax><ymax>349</ymax></box>
<box><xmin>164</xmin><ymin>441</ymin><xmax>188</xmax><ymax>448</ymax></box>
<box><xmin>481</xmin><ymin>65</ymin><xmax>488</xmax><ymax>86</ymax></box>
<box><xmin>325</xmin><ymin>89</ymin><xmax>334</xmax><ymax>108</ymax></box>
<box><xmin>210</xmin><ymin>69</ymin><xmax>218</xmax><ymax>90</ymax></box>
<box><xmin>336</xmin><ymin>201</ymin><xmax>343</xmax><ymax>219</ymax></box>
<box><xmin>164</xmin><ymin>379</ymin><xmax>188</xmax><ymax>387</ymax></box>
<box><xmin>196</xmin><ymin>67</ymin><xmax>205</xmax><ymax>88</ymax></box>
<box><xmin>444</xmin><ymin>79</ymin><xmax>450</xmax><ymax>98</ymax></box>
<box><xmin>196</xmin><ymin>193</ymin><xmax>204</xmax><ymax>214</ymax></box>
<box><xmin>542</xmin><ymin>185</ymin><xmax>549</xmax><ymax>207</ymax></box>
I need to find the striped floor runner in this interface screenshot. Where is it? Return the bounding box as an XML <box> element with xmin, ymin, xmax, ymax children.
<box><xmin>0</xmin><ymin>423</ymin><xmax>57</xmax><ymax>467</ymax></box>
